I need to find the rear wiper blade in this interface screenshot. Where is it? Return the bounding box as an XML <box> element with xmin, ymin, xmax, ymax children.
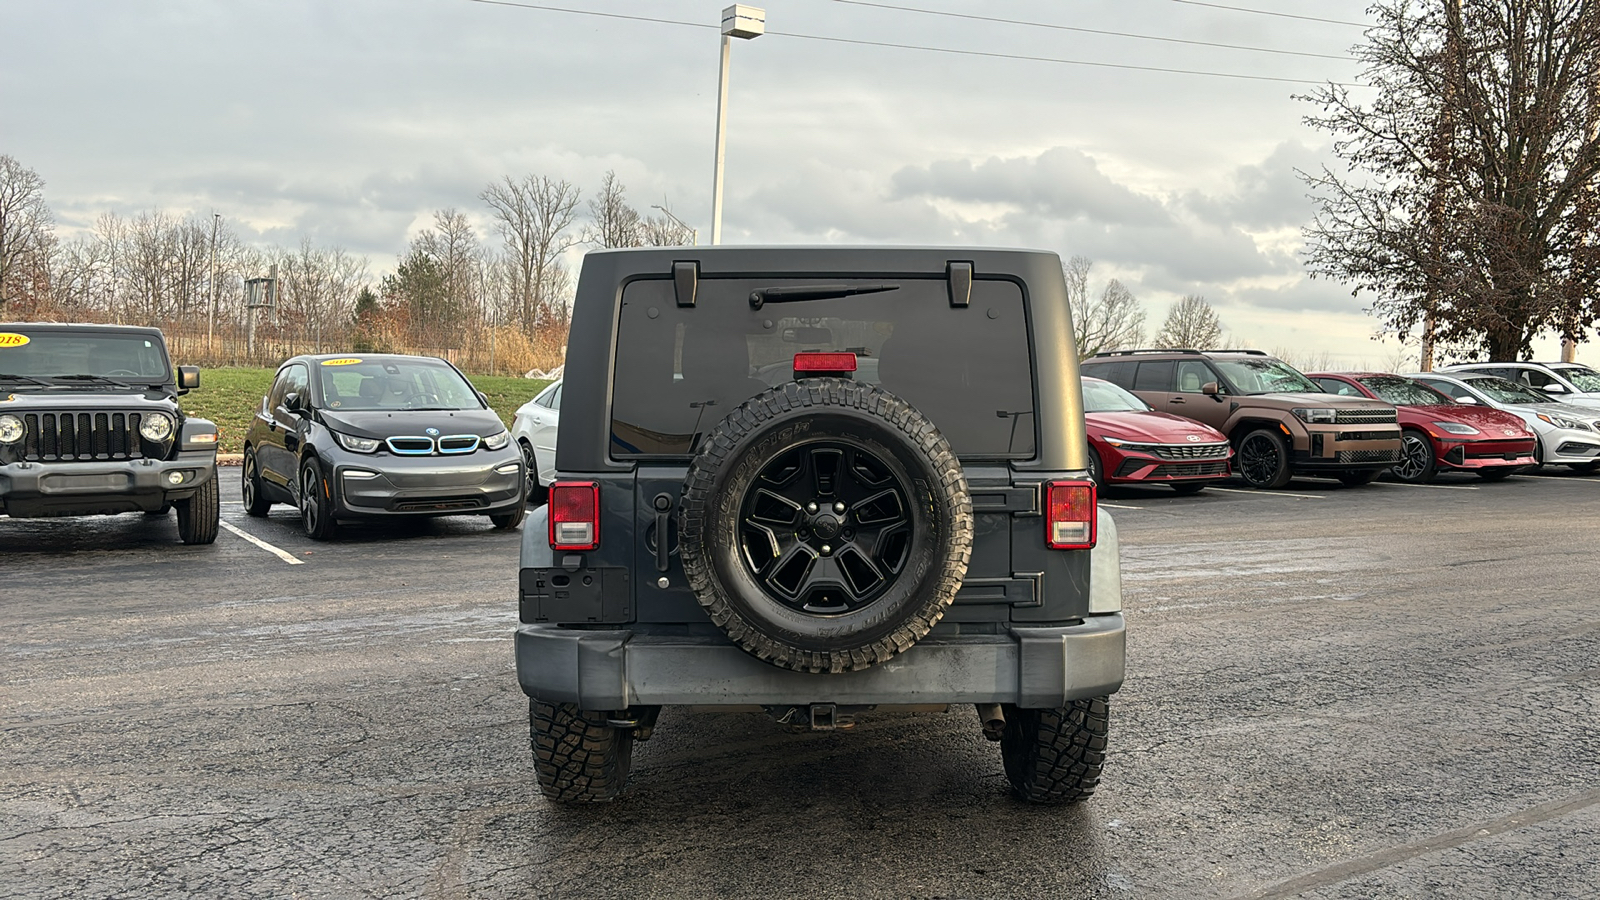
<box><xmin>749</xmin><ymin>283</ymin><xmax>899</xmax><ymax>310</ymax></box>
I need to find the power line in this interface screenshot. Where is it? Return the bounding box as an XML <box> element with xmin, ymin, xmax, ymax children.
<box><xmin>829</xmin><ymin>0</ymin><xmax>1352</xmax><ymax>61</ymax></box>
<box><xmin>465</xmin><ymin>0</ymin><xmax>1354</xmax><ymax>86</ymax></box>
<box><xmin>1166</xmin><ymin>0</ymin><xmax>1369</xmax><ymax>28</ymax></box>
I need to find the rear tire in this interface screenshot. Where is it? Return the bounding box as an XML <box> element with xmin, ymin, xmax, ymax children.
<box><xmin>1235</xmin><ymin>429</ymin><xmax>1293</xmax><ymax>489</ymax></box>
<box><xmin>1336</xmin><ymin>469</ymin><xmax>1382</xmax><ymax>486</ymax></box>
<box><xmin>529</xmin><ymin>699</ymin><xmax>634</xmax><ymax>803</ymax></box>
<box><xmin>1568</xmin><ymin>461</ymin><xmax>1600</xmax><ymax>474</ymax></box>
<box><xmin>175</xmin><ymin>476</ymin><xmax>219</xmax><ymax>545</ymax></box>
<box><xmin>1169</xmin><ymin>481</ymin><xmax>1209</xmax><ymax>495</ymax></box>
<box><xmin>1478</xmin><ymin>467</ymin><xmax>1519</xmax><ymax>481</ymax></box>
<box><xmin>1001</xmin><ymin>697</ymin><xmax>1109</xmax><ymax>804</ymax></box>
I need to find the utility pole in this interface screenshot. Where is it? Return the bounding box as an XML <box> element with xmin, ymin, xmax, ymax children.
<box><xmin>710</xmin><ymin>5</ymin><xmax>764</xmax><ymax>245</ymax></box>
<box><xmin>207</xmin><ymin>213</ymin><xmax>220</xmax><ymax>356</ymax></box>
<box><xmin>652</xmin><ymin>203</ymin><xmax>698</xmax><ymax>246</ymax></box>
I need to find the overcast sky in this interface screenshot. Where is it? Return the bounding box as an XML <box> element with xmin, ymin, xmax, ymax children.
<box><xmin>4</xmin><ymin>0</ymin><xmax>1574</xmax><ymax>365</ymax></box>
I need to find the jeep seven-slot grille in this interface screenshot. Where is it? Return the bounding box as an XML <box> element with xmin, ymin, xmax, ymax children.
<box><xmin>1336</xmin><ymin>449</ymin><xmax>1400</xmax><ymax>464</ymax></box>
<box><xmin>22</xmin><ymin>411</ymin><xmax>145</xmax><ymax>462</ymax></box>
<box><xmin>1334</xmin><ymin>409</ymin><xmax>1397</xmax><ymax>425</ymax></box>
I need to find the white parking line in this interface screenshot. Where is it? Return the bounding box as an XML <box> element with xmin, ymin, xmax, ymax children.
<box><xmin>220</xmin><ymin>521</ymin><xmax>305</xmax><ymax>565</ymax></box>
<box><xmin>1100</xmin><ymin>502</ymin><xmax>1143</xmax><ymax>510</ymax></box>
<box><xmin>1369</xmin><ymin>481</ymin><xmax>1480</xmax><ymax>491</ymax></box>
<box><xmin>1208</xmin><ymin>487</ymin><xmax>1326</xmax><ymax>500</ymax></box>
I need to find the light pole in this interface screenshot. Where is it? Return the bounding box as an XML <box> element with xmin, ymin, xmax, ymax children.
<box><xmin>710</xmin><ymin>4</ymin><xmax>764</xmax><ymax>245</ymax></box>
<box><xmin>207</xmin><ymin>212</ymin><xmax>221</xmax><ymax>354</ymax></box>
<box><xmin>651</xmin><ymin>203</ymin><xmax>698</xmax><ymax>246</ymax></box>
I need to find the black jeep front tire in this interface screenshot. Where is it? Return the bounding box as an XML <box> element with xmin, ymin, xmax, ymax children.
<box><xmin>1001</xmin><ymin>697</ymin><xmax>1109</xmax><ymax>804</ymax></box>
<box><xmin>529</xmin><ymin>699</ymin><xmax>633</xmax><ymax>803</ymax></box>
<box><xmin>175</xmin><ymin>475</ymin><xmax>220</xmax><ymax>545</ymax></box>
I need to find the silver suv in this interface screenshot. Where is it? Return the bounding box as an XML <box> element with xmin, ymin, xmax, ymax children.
<box><xmin>1441</xmin><ymin>361</ymin><xmax>1600</xmax><ymax>410</ymax></box>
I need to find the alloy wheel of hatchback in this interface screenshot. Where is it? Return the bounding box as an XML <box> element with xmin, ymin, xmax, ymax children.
<box><xmin>519</xmin><ymin>440</ymin><xmax>545</xmax><ymax>505</ymax></box>
<box><xmin>242</xmin><ymin>449</ymin><xmax>271</xmax><ymax>517</ymax></box>
<box><xmin>1392</xmin><ymin>431</ymin><xmax>1437</xmax><ymax>484</ymax></box>
<box><xmin>299</xmin><ymin>458</ymin><xmax>337</xmax><ymax>540</ymax></box>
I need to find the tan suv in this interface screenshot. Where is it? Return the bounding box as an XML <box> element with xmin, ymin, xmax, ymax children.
<box><xmin>1079</xmin><ymin>349</ymin><xmax>1402</xmax><ymax>488</ymax></box>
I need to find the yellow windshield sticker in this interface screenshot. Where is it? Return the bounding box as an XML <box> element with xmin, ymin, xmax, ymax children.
<box><xmin>321</xmin><ymin>357</ymin><xmax>362</xmax><ymax>366</ymax></box>
<box><xmin>0</xmin><ymin>332</ymin><xmax>31</xmax><ymax>348</ymax></box>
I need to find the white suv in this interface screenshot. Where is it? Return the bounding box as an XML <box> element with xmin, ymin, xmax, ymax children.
<box><xmin>1441</xmin><ymin>361</ymin><xmax>1600</xmax><ymax>410</ymax></box>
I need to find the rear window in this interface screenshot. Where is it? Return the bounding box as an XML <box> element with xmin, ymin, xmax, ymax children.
<box><xmin>610</xmin><ymin>277</ymin><xmax>1036</xmax><ymax>459</ymax></box>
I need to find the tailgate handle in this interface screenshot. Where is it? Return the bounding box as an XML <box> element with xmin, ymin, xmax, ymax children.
<box><xmin>653</xmin><ymin>493</ymin><xmax>673</xmax><ymax>571</ymax></box>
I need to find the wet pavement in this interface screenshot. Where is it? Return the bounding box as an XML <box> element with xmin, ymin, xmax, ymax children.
<box><xmin>3</xmin><ymin>468</ymin><xmax>1598</xmax><ymax>898</ymax></box>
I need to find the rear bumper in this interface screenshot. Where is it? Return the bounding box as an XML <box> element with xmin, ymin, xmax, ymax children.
<box><xmin>0</xmin><ymin>453</ymin><xmax>215</xmax><ymax>517</ymax></box>
<box><xmin>514</xmin><ymin>614</ymin><xmax>1126</xmax><ymax>710</ymax></box>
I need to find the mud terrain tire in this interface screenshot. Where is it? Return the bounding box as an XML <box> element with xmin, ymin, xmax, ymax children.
<box><xmin>1001</xmin><ymin>697</ymin><xmax>1109</xmax><ymax>804</ymax></box>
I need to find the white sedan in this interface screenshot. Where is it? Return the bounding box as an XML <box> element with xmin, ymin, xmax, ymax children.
<box><xmin>511</xmin><ymin>379</ymin><xmax>561</xmax><ymax>504</ymax></box>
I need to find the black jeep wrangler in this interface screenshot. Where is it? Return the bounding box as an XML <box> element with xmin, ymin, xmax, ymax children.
<box><xmin>515</xmin><ymin>247</ymin><xmax>1125</xmax><ymax>803</ymax></box>
<box><xmin>0</xmin><ymin>323</ymin><xmax>220</xmax><ymax>544</ymax></box>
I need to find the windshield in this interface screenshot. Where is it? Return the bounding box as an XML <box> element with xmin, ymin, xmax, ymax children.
<box><xmin>317</xmin><ymin>357</ymin><xmax>482</xmax><ymax>411</ymax></box>
<box><xmin>1357</xmin><ymin>375</ymin><xmax>1452</xmax><ymax>407</ymax></box>
<box><xmin>1081</xmin><ymin>378</ymin><xmax>1150</xmax><ymax>413</ymax></box>
<box><xmin>0</xmin><ymin>329</ymin><xmax>171</xmax><ymax>382</ymax></box>
<box><xmin>1553</xmin><ymin>365</ymin><xmax>1600</xmax><ymax>392</ymax></box>
<box><xmin>1463</xmin><ymin>375</ymin><xmax>1548</xmax><ymax>405</ymax></box>
<box><xmin>1210</xmin><ymin>357</ymin><xmax>1321</xmax><ymax>394</ymax></box>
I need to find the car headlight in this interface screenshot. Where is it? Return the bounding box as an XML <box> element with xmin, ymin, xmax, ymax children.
<box><xmin>483</xmin><ymin>430</ymin><xmax>510</xmax><ymax>451</ymax></box>
<box><xmin>1536</xmin><ymin>413</ymin><xmax>1588</xmax><ymax>430</ymax></box>
<box><xmin>334</xmin><ymin>431</ymin><xmax>382</xmax><ymax>453</ymax></box>
<box><xmin>1432</xmin><ymin>421</ymin><xmax>1480</xmax><ymax>435</ymax></box>
<box><xmin>139</xmin><ymin>413</ymin><xmax>174</xmax><ymax>442</ymax></box>
<box><xmin>1100</xmin><ymin>436</ymin><xmax>1126</xmax><ymax>447</ymax></box>
<box><xmin>1291</xmin><ymin>408</ymin><xmax>1337</xmax><ymax>424</ymax></box>
<box><xmin>0</xmin><ymin>414</ymin><xmax>23</xmax><ymax>444</ymax></box>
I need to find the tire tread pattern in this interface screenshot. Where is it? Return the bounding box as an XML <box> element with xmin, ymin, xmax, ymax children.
<box><xmin>678</xmin><ymin>379</ymin><xmax>973</xmax><ymax>674</ymax></box>
<box><xmin>1001</xmin><ymin>697</ymin><xmax>1109</xmax><ymax>804</ymax></box>
<box><xmin>529</xmin><ymin>699</ymin><xmax>632</xmax><ymax>803</ymax></box>
<box><xmin>176</xmin><ymin>474</ymin><xmax>220</xmax><ymax>545</ymax></box>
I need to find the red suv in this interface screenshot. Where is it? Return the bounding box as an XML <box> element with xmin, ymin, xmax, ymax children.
<box><xmin>1082</xmin><ymin>377</ymin><xmax>1231</xmax><ymax>493</ymax></box>
<box><xmin>1309</xmin><ymin>372</ymin><xmax>1536</xmax><ymax>482</ymax></box>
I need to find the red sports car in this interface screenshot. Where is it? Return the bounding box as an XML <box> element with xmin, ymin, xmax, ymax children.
<box><xmin>1309</xmin><ymin>372</ymin><xmax>1537</xmax><ymax>482</ymax></box>
<box><xmin>1082</xmin><ymin>376</ymin><xmax>1232</xmax><ymax>493</ymax></box>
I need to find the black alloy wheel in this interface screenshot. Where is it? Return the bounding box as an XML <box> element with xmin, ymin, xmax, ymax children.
<box><xmin>1391</xmin><ymin>430</ymin><xmax>1437</xmax><ymax>484</ymax></box>
<box><xmin>299</xmin><ymin>457</ymin><xmax>338</xmax><ymax>541</ymax></box>
<box><xmin>1236</xmin><ymin>429</ymin><xmax>1293</xmax><ymax>489</ymax></box>
<box><xmin>242</xmin><ymin>448</ymin><xmax>271</xmax><ymax>517</ymax></box>
<box><xmin>738</xmin><ymin>442</ymin><xmax>913</xmax><ymax>616</ymax></box>
<box><xmin>1086</xmin><ymin>445</ymin><xmax>1105</xmax><ymax>488</ymax></box>
<box><xmin>520</xmin><ymin>440</ymin><xmax>547</xmax><ymax>506</ymax></box>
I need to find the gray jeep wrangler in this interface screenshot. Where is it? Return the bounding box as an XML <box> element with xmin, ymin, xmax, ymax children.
<box><xmin>0</xmin><ymin>323</ymin><xmax>220</xmax><ymax>544</ymax></box>
<box><xmin>515</xmin><ymin>247</ymin><xmax>1125</xmax><ymax>803</ymax></box>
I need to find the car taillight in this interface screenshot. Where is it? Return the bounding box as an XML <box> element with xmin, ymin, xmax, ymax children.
<box><xmin>1046</xmin><ymin>481</ymin><xmax>1097</xmax><ymax>550</ymax></box>
<box><xmin>549</xmin><ymin>481</ymin><xmax>600</xmax><ymax>551</ymax></box>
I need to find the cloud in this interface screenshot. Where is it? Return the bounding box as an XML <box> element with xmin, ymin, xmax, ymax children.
<box><xmin>890</xmin><ymin>147</ymin><xmax>1169</xmax><ymax>227</ymax></box>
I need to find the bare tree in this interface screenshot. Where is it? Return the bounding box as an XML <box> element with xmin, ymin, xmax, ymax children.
<box><xmin>641</xmin><ymin>200</ymin><xmax>697</xmax><ymax>246</ymax></box>
<box><xmin>1152</xmin><ymin>295</ymin><xmax>1225</xmax><ymax>349</ymax></box>
<box><xmin>481</xmin><ymin>175</ymin><xmax>580</xmax><ymax>331</ymax></box>
<box><xmin>1064</xmin><ymin>256</ymin><xmax>1145</xmax><ymax>359</ymax></box>
<box><xmin>585</xmin><ymin>171</ymin><xmax>643</xmax><ymax>248</ymax></box>
<box><xmin>0</xmin><ymin>155</ymin><xmax>55</xmax><ymax>314</ymax></box>
<box><xmin>1301</xmin><ymin>0</ymin><xmax>1600</xmax><ymax>361</ymax></box>
<box><xmin>273</xmin><ymin>239</ymin><xmax>370</xmax><ymax>350</ymax></box>
<box><xmin>1270</xmin><ymin>346</ymin><xmax>1336</xmax><ymax>372</ymax></box>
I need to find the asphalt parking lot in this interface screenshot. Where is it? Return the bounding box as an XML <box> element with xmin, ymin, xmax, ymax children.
<box><xmin>4</xmin><ymin>467</ymin><xmax>1599</xmax><ymax>899</ymax></box>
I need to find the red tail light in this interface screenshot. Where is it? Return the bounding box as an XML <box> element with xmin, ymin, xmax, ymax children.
<box><xmin>1046</xmin><ymin>481</ymin><xmax>1097</xmax><ymax>550</ymax></box>
<box><xmin>549</xmin><ymin>481</ymin><xmax>600</xmax><ymax>551</ymax></box>
<box><xmin>793</xmin><ymin>351</ymin><xmax>857</xmax><ymax>375</ymax></box>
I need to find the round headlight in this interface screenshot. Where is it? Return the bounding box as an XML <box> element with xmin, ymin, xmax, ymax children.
<box><xmin>0</xmin><ymin>414</ymin><xmax>23</xmax><ymax>444</ymax></box>
<box><xmin>140</xmin><ymin>413</ymin><xmax>174</xmax><ymax>442</ymax></box>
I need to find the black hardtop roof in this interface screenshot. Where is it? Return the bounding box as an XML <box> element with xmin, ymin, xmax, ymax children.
<box><xmin>584</xmin><ymin>244</ymin><xmax>1061</xmax><ymax>276</ymax></box>
<box><xmin>1</xmin><ymin>321</ymin><xmax>166</xmax><ymax>338</ymax></box>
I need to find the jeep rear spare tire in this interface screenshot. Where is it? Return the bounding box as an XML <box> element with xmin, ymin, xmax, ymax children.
<box><xmin>678</xmin><ymin>379</ymin><xmax>973</xmax><ymax>674</ymax></box>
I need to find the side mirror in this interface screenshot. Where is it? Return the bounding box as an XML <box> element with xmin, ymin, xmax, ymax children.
<box><xmin>1539</xmin><ymin>382</ymin><xmax>1568</xmax><ymax>394</ymax></box>
<box><xmin>1455</xmin><ymin>395</ymin><xmax>1479</xmax><ymax>405</ymax></box>
<box><xmin>284</xmin><ymin>392</ymin><xmax>306</xmax><ymax>413</ymax></box>
<box><xmin>176</xmin><ymin>365</ymin><xmax>200</xmax><ymax>393</ymax></box>
<box><xmin>1201</xmin><ymin>381</ymin><xmax>1222</xmax><ymax>397</ymax></box>
<box><xmin>477</xmin><ymin>390</ymin><xmax>490</xmax><ymax>407</ymax></box>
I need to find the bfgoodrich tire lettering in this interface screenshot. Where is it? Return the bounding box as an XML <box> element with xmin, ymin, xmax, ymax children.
<box><xmin>678</xmin><ymin>379</ymin><xmax>973</xmax><ymax>674</ymax></box>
